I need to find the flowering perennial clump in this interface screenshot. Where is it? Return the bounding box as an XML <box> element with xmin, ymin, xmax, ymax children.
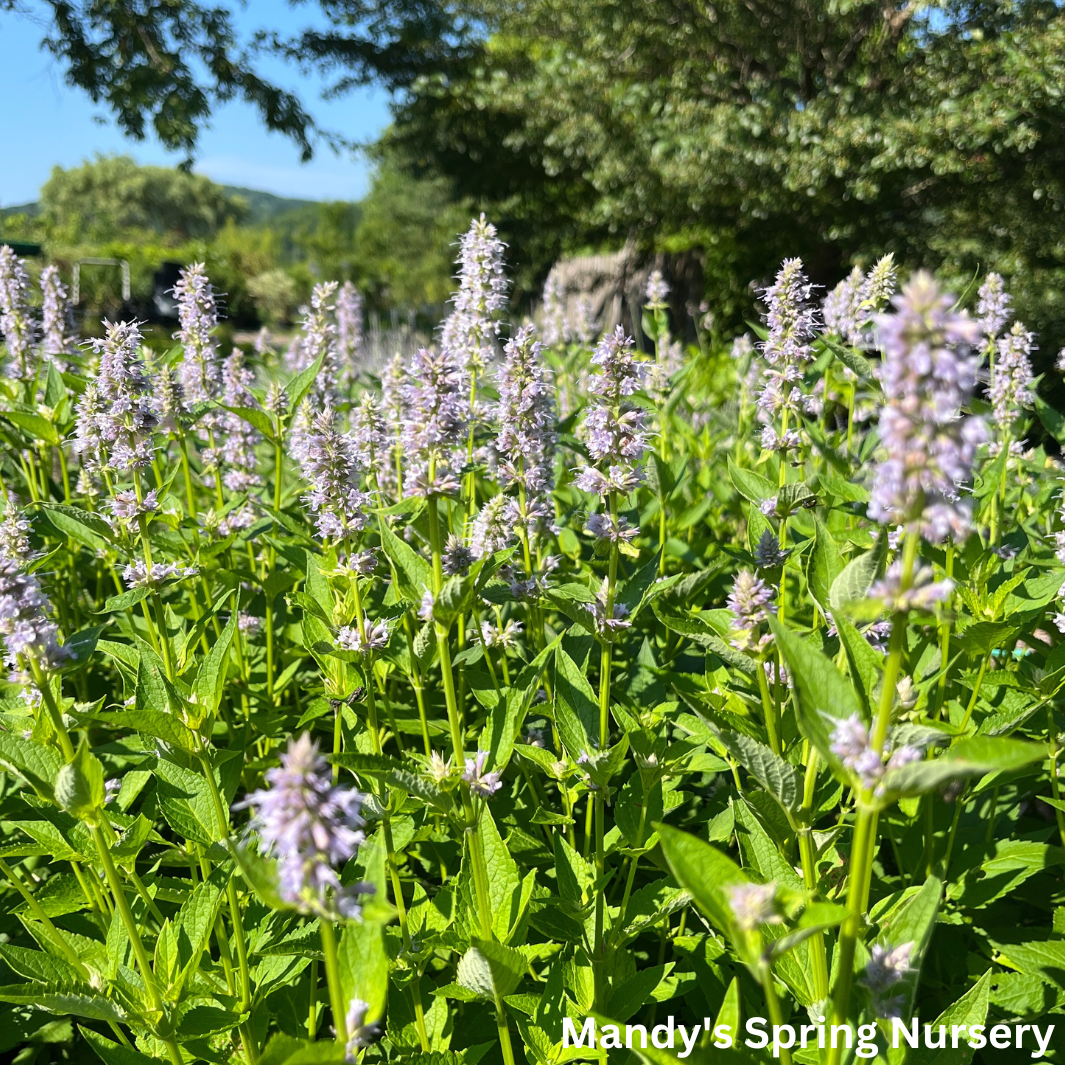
<box><xmin>0</xmin><ymin>241</ymin><xmax>1058</xmax><ymax>1065</ymax></box>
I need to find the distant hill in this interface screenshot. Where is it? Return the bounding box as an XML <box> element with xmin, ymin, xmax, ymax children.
<box><xmin>220</xmin><ymin>186</ymin><xmax>322</xmax><ymax>224</ymax></box>
<box><xmin>1</xmin><ymin>185</ymin><xmax>330</xmax><ymax>225</ymax></box>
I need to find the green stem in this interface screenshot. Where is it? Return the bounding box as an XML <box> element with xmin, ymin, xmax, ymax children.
<box><xmin>320</xmin><ymin>918</ymin><xmax>348</xmax><ymax>1046</ymax></box>
<box><xmin>90</xmin><ymin>822</ymin><xmax>183</xmax><ymax>1065</ymax></box>
<box><xmin>828</xmin><ymin>532</ymin><xmax>918</xmax><ymax>1057</ymax></box>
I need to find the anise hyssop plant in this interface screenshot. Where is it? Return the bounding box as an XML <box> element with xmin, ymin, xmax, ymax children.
<box><xmin>0</xmin><ymin>233</ymin><xmax>1062</xmax><ymax>1065</ymax></box>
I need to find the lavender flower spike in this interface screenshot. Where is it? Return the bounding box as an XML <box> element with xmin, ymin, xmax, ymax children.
<box><xmin>976</xmin><ymin>272</ymin><xmax>1011</xmax><ymax>343</ymax></box>
<box><xmin>990</xmin><ymin>321</ymin><xmax>1036</xmax><ymax>444</ymax></box>
<box><xmin>336</xmin><ymin>280</ymin><xmax>364</xmax><ymax>387</ymax></box>
<box><xmin>822</xmin><ymin>266</ymin><xmax>865</xmax><ymax>347</ymax></box>
<box><xmin>727</xmin><ymin>568</ymin><xmax>775</xmax><ymax>649</ymax></box>
<box><xmin>173</xmin><ymin>263</ymin><xmax>222</xmax><ymax>405</ymax></box>
<box><xmin>76</xmin><ymin>320</ymin><xmax>160</xmax><ymax>473</ymax></box>
<box><xmin>440</xmin><ymin>214</ymin><xmax>509</xmax><ymax>373</ymax></box>
<box><xmin>239</xmin><ymin>733</ymin><xmax>369</xmax><ymax>919</ymax></box>
<box><xmin>0</xmin><ymin>558</ymin><xmax>69</xmax><ymax>670</ymax></box>
<box><xmin>40</xmin><ymin>265</ymin><xmax>77</xmax><ymax>369</ymax></box>
<box><xmin>493</xmin><ymin>325</ymin><xmax>557</xmax><ymax>535</ymax></box>
<box><xmin>0</xmin><ymin>246</ymin><xmax>35</xmax><ymax>379</ymax></box>
<box><xmin>575</xmin><ymin>326</ymin><xmax>649</xmax><ymax>498</ymax></box>
<box><xmin>298</xmin><ymin>408</ymin><xmax>370</xmax><ymax>542</ymax></box>
<box><xmin>868</xmin><ymin>272</ymin><xmax>986</xmax><ymax>542</ymax></box>
<box><xmin>402</xmin><ymin>346</ymin><xmax>468</xmax><ymax>497</ymax></box>
<box><xmin>757</xmin><ymin>259</ymin><xmax>819</xmax><ymax>426</ymax></box>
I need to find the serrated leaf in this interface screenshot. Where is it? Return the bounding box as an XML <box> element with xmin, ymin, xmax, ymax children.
<box><xmin>710</xmin><ymin>728</ymin><xmax>802</xmax><ymax>814</ymax></box>
<box><xmin>829</xmin><ymin>536</ymin><xmax>886</xmax><ymax>613</ymax></box>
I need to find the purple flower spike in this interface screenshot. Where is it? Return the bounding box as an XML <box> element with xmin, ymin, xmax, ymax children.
<box><xmin>440</xmin><ymin>214</ymin><xmax>509</xmax><ymax>374</ymax></box>
<box><xmin>173</xmin><ymin>263</ymin><xmax>222</xmax><ymax>406</ymax></box>
<box><xmin>868</xmin><ymin>272</ymin><xmax>986</xmax><ymax>542</ymax></box>
<box><xmin>576</xmin><ymin>326</ymin><xmax>649</xmax><ymax>498</ymax></box>
<box><xmin>0</xmin><ymin>246</ymin><xmax>35</xmax><ymax>379</ymax></box>
<box><xmin>238</xmin><ymin>733</ymin><xmax>369</xmax><ymax>920</ymax></box>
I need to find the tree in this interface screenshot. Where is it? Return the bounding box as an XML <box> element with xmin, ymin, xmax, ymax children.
<box><xmin>376</xmin><ymin>0</ymin><xmax>1065</xmax><ymax>339</ymax></box>
<box><xmin>1</xmin><ymin>1</ymin><xmax>470</xmax><ymax>159</ymax></box>
<box><xmin>40</xmin><ymin>155</ymin><xmax>243</xmax><ymax>241</ymax></box>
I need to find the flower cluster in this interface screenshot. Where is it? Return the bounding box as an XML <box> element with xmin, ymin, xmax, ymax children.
<box><xmin>0</xmin><ymin>245</ymin><xmax>34</xmax><ymax>379</ymax></box>
<box><xmin>401</xmin><ymin>347</ymin><xmax>468</xmax><ymax>497</ymax></box>
<box><xmin>440</xmin><ymin>214</ymin><xmax>508</xmax><ymax>373</ymax></box>
<box><xmin>861</xmin><ymin>941</ymin><xmax>914</xmax><ymax>1019</ymax></box>
<box><xmin>758</xmin><ymin>259</ymin><xmax>820</xmax><ymax>427</ymax></box>
<box><xmin>868</xmin><ymin>273</ymin><xmax>986</xmax><ymax>541</ymax></box>
<box><xmin>298</xmin><ymin>408</ymin><xmax>370</xmax><ymax>541</ymax></box>
<box><xmin>40</xmin><ymin>265</ymin><xmax>77</xmax><ymax>368</ymax></box>
<box><xmin>990</xmin><ymin>321</ymin><xmax>1035</xmax><ymax>448</ymax></box>
<box><xmin>492</xmin><ymin>325</ymin><xmax>557</xmax><ymax>533</ymax></box>
<box><xmin>336</xmin><ymin>619</ymin><xmax>389</xmax><ymax>656</ymax></box>
<box><xmin>576</xmin><ymin>326</ymin><xmax>649</xmax><ymax>497</ymax></box>
<box><xmin>868</xmin><ymin>560</ymin><xmax>954</xmax><ymax>613</ymax></box>
<box><xmin>336</xmin><ymin>281</ymin><xmax>364</xmax><ymax>387</ymax></box>
<box><xmin>976</xmin><ymin>272</ymin><xmax>1011</xmax><ymax>343</ymax></box>
<box><xmin>0</xmin><ymin>559</ymin><xmax>68</xmax><ymax>669</ymax></box>
<box><xmin>829</xmin><ymin>714</ymin><xmax>922</xmax><ymax>795</ymax></box>
<box><xmin>462</xmin><ymin>749</ymin><xmax>503</xmax><ymax>797</ymax></box>
<box><xmin>239</xmin><ymin>734</ymin><xmax>369</xmax><ymax>919</ymax></box>
<box><xmin>726</xmin><ymin>881</ymin><xmax>782</xmax><ymax>931</ymax></box>
<box><xmin>728</xmin><ymin>568</ymin><xmax>775</xmax><ymax>650</ymax></box>
<box><xmin>174</xmin><ymin>263</ymin><xmax>222</xmax><ymax>406</ymax></box>
<box><xmin>75</xmin><ymin>320</ymin><xmax>159</xmax><ymax>472</ymax></box>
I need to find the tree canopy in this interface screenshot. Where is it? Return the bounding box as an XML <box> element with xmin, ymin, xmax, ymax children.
<box><xmin>40</xmin><ymin>155</ymin><xmax>244</xmax><ymax>240</ymax></box>
<box><xmin>7</xmin><ymin>1</ymin><xmax>1065</xmax><ymax>341</ymax></box>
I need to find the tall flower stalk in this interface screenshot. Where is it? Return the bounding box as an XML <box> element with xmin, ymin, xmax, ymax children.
<box><xmin>828</xmin><ymin>274</ymin><xmax>984</xmax><ymax>1056</ymax></box>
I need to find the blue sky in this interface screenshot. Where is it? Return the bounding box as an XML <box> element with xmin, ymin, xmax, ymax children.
<box><xmin>0</xmin><ymin>2</ymin><xmax>391</xmax><ymax>207</ymax></box>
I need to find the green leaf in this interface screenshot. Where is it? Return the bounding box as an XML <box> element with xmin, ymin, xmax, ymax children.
<box><xmin>0</xmin><ymin>984</ymin><xmax>128</xmax><ymax>1024</ymax></box>
<box><xmin>39</xmin><ymin>504</ymin><xmax>115</xmax><ymax>551</ymax></box>
<box><xmin>154</xmin><ymin>757</ymin><xmax>223</xmax><ymax>846</ymax></box>
<box><xmin>808</xmin><ymin>514</ymin><xmax>844</xmax><ymax>612</ymax></box>
<box><xmin>284</xmin><ymin>355</ymin><xmax>324</xmax><ymax>419</ymax></box>
<box><xmin>553</xmin><ymin>647</ymin><xmax>600</xmax><ymax>758</ymax></box>
<box><xmin>880</xmin><ymin>737</ymin><xmax>1045</xmax><ymax>798</ymax></box>
<box><xmin>81</xmin><ymin>1027</ymin><xmax>162</xmax><ymax>1065</ymax></box>
<box><xmin>728</xmin><ymin>458</ymin><xmax>774</xmax><ymax>503</ymax></box>
<box><xmin>0</xmin><ymin>944</ymin><xmax>85</xmax><ymax>987</ymax></box>
<box><xmin>192</xmin><ymin>608</ymin><xmax>238</xmax><ymax>719</ymax></box>
<box><xmin>223</xmin><ymin>404</ymin><xmax>276</xmax><ymax>441</ymax></box>
<box><xmin>657</xmin><ymin>823</ymin><xmax>748</xmax><ymax>935</ymax></box>
<box><xmin>172</xmin><ymin>871</ymin><xmax>227</xmax><ymax>996</ymax></box>
<box><xmin>833</xmin><ymin>615</ymin><xmax>881</xmax><ymax>711</ymax></box>
<box><xmin>338</xmin><ymin>916</ymin><xmax>388</xmax><ymax>1024</ymax></box>
<box><xmin>99</xmin><ymin>586</ymin><xmax>151</xmax><ymax>613</ymax></box>
<box><xmin>768</xmin><ymin>617</ymin><xmax>863</xmax><ymax>761</ymax></box>
<box><xmin>378</xmin><ymin>522</ymin><xmax>432</xmax><ymax>604</ymax></box>
<box><xmin>94</xmin><ymin>711</ymin><xmax>195</xmax><ymax>752</ymax></box>
<box><xmin>3</xmin><ymin>411</ymin><xmax>61</xmax><ymax>445</ymax></box>
<box><xmin>829</xmin><ymin>536</ymin><xmax>886</xmax><ymax>613</ymax></box>
<box><xmin>907</xmin><ymin>972</ymin><xmax>990</xmax><ymax>1065</ymax></box>
<box><xmin>480</xmin><ymin>635</ymin><xmax>559</xmax><ymax>771</ymax></box>
<box><xmin>456</xmin><ymin>939</ymin><xmax>525</xmax><ymax>1000</ymax></box>
<box><xmin>709</xmin><ymin>728</ymin><xmax>802</xmax><ymax>814</ymax></box>
<box><xmin>688</xmin><ymin>632</ymin><xmax>758</xmax><ymax>675</ymax></box>
<box><xmin>55</xmin><ymin>738</ymin><xmax>105</xmax><ymax>820</ymax></box>
<box><xmin>0</xmin><ymin>732</ymin><xmax>63</xmax><ymax>801</ymax></box>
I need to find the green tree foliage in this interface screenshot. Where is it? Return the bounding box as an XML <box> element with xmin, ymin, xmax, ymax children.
<box><xmin>352</xmin><ymin>160</ymin><xmax>470</xmax><ymax>308</ymax></box>
<box><xmin>40</xmin><ymin>155</ymin><xmax>245</xmax><ymax>241</ymax></box>
<box><xmin>376</xmin><ymin>0</ymin><xmax>1065</xmax><ymax>338</ymax></box>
